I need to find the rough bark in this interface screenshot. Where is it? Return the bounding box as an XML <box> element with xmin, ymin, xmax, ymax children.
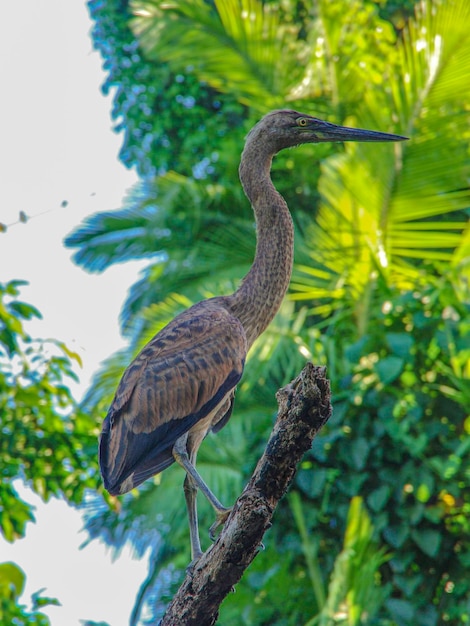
<box><xmin>160</xmin><ymin>363</ymin><xmax>332</xmax><ymax>626</ymax></box>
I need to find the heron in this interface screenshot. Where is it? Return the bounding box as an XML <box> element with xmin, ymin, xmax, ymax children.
<box><xmin>99</xmin><ymin>110</ymin><xmax>407</xmax><ymax>562</ymax></box>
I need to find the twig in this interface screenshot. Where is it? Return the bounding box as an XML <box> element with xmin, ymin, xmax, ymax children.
<box><xmin>160</xmin><ymin>363</ymin><xmax>332</xmax><ymax>626</ymax></box>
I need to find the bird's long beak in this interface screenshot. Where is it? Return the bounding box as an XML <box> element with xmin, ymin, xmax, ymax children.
<box><xmin>312</xmin><ymin>120</ymin><xmax>408</xmax><ymax>143</ymax></box>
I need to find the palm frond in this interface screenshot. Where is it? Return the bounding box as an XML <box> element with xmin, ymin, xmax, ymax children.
<box><xmin>65</xmin><ymin>181</ymin><xmax>167</xmax><ymax>272</ymax></box>
<box><xmin>130</xmin><ymin>0</ymin><xmax>303</xmax><ymax>109</ymax></box>
<box><xmin>292</xmin><ymin>0</ymin><xmax>470</xmax><ymax>310</ymax></box>
<box><xmin>310</xmin><ymin>0</ymin><xmax>398</xmax><ymax>106</ymax></box>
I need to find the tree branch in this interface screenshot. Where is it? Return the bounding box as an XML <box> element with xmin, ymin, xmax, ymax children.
<box><xmin>160</xmin><ymin>363</ymin><xmax>332</xmax><ymax>626</ymax></box>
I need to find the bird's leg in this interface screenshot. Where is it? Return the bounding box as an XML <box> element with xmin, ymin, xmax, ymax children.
<box><xmin>173</xmin><ymin>433</ymin><xmax>232</xmax><ymax>544</ymax></box>
<box><xmin>173</xmin><ymin>432</ymin><xmax>203</xmax><ymax>564</ymax></box>
<box><xmin>183</xmin><ymin>472</ymin><xmax>203</xmax><ymax>564</ymax></box>
<box><xmin>173</xmin><ymin>433</ymin><xmax>229</xmax><ymax>514</ymax></box>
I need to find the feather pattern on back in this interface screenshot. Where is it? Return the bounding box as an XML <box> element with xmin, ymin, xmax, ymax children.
<box><xmin>99</xmin><ymin>298</ymin><xmax>246</xmax><ymax>495</ymax></box>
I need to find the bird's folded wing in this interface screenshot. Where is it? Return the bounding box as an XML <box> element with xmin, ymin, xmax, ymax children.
<box><xmin>99</xmin><ymin>303</ymin><xmax>246</xmax><ymax>494</ymax></box>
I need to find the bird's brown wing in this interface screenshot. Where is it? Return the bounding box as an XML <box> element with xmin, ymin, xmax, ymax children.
<box><xmin>99</xmin><ymin>301</ymin><xmax>246</xmax><ymax>495</ymax></box>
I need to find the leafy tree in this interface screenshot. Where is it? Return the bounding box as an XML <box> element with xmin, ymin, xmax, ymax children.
<box><xmin>67</xmin><ymin>0</ymin><xmax>470</xmax><ymax>623</ymax></box>
<box><xmin>87</xmin><ymin>0</ymin><xmax>247</xmax><ymax>179</ymax></box>
<box><xmin>0</xmin><ymin>280</ymin><xmax>100</xmax><ymax>622</ymax></box>
<box><xmin>0</xmin><ymin>562</ymin><xmax>59</xmax><ymax>626</ymax></box>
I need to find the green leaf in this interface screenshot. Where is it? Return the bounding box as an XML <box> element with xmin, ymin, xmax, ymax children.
<box><xmin>386</xmin><ymin>598</ymin><xmax>415</xmax><ymax>622</ymax></box>
<box><xmin>289</xmin><ymin>492</ymin><xmax>326</xmax><ymax>611</ymax></box>
<box><xmin>349</xmin><ymin>436</ymin><xmax>370</xmax><ymax>470</ymax></box>
<box><xmin>31</xmin><ymin>588</ymin><xmax>61</xmax><ymax>609</ymax></box>
<box><xmin>382</xmin><ymin>524</ymin><xmax>409</xmax><ymax>549</ymax></box>
<box><xmin>374</xmin><ymin>356</ymin><xmax>404</xmax><ymax>384</ymax></box>
<box><xmin>9</xmin><ymin>301</ymin><xmax>42</xmax><ymax>321</ymax></box>
<box><xmin>411</xmin><ymin>528</ymin><xmax>442</xmax><ymax>557</ymax></box>
<box><xmin>0</xmin><ymin>562</ymin><xmax>26</xmax><ymax>599</ymax></box>
<box><xmin>367</xmin><ymin>485</ymin><xmax>391</xmax><ymax>512</ymax></box>
<box><xmin>386</xmin><ymin>332</ymin><xmax>414</xmax><ymax>359</ymax></box>
<box><xmin>344</xmin><ymin>336</ymin><xmax>369</xmax><ymax>363</ymax></box>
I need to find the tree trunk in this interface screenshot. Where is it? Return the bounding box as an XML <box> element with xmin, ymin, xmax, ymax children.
<box><xmin>160</xmin><ymin>363</ymin><xmax>332</xmax><ymax>626</ymax></box>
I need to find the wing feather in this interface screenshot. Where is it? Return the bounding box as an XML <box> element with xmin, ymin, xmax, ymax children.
<box><xmin>99</xmin><ymin>300</ymin><xmax>246</xmax><ymax>495</ymax></box>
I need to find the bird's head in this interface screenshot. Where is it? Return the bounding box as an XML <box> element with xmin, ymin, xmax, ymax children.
<box><xmin>247</xmin><ymin>109</ymin><xmax>408</xmax><ymax>153</ymax></box>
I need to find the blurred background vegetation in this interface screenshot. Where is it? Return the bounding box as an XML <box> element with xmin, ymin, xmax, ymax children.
<box><xmin>2</xmin><ymin>0</ymin><xmax>469</xmax><ymax>624</ymax></box>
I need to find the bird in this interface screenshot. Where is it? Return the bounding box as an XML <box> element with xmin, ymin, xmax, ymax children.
<box><xmin>99</xmin><ymin>110</ymin><xmax>407</xmax><ymax>562</ymax></box>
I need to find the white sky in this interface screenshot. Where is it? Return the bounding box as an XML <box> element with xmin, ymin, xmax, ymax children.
<box><xmin>0</xmin><ymin>1</ymin><xmax>151</xmax><ymax>624</ymax></box>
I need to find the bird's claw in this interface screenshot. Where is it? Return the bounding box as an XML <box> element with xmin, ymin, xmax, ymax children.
<box><xmin>209</xmin><ymin>506</ymin><xmax>232</xmax><ymax>541</ymax></box>
<box><xmin>186</xmin><ymin>553</ymin><xmax>202</xmax><ymax>576</ymax></box>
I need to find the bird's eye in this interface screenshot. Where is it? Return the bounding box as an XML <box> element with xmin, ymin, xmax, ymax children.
<box><xmin>297</xmin><ymin>118</ymin><xmax>308</xmax><ymax>127</ymax></box>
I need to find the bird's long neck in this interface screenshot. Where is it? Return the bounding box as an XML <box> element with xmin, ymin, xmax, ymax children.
<box><xmin>228</xmin><ymin>138</ymin><xmax>294</xmax><ymax>348</ymax></box>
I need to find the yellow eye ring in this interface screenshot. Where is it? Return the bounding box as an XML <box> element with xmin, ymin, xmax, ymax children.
<box><xmin>297</xmin><ymin>118</ymin><xmax>308</xmax><ymax>127</ymax></box>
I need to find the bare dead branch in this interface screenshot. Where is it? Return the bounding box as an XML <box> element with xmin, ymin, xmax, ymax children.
<box><xmin>160</xmin><ymin>363</ymin><xmax>332</xmax><ymax>626</ymax></box>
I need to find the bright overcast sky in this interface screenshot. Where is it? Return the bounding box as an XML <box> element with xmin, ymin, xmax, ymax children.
<box><xmin>0</xmin><ymin>1</ymin><xmax>151</xmax><ymax>624</ymax></box>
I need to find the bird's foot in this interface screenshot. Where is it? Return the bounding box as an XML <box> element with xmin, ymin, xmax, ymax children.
<box><xmin>209</xmin><ymin>506</ymin><xmax>232</xmax><ymax>541</ymax></box>
<box><xmin>186</xmin><ymin>551</ymin><xmax>203</xmax><ymax>575</ymax></box>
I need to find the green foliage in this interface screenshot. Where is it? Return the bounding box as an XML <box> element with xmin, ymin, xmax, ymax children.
<box><xmin>0</xmin><ymin>280</ymin><xmax>101</xmax><ymax>618</ymax></box>
<box><xmin>0</xmin><ymin>561</ymin><xmax>59</xmax><ymax>625</ymax></box>
<box><xmin>292</xmin><ymin>0</ymin><xmax>470</xmax><ymax>327</ymax></box>
<box><xmin>302</xmin><ymin>277</ymin><xmax>470</xmax><ymax>624</ymax></box>
<box><xmin>311</xmin><ymin>496</ymin><xmax>390</xmax><ymax>626</ymax></box>
<box><xmin>69</xmin><ymin>0</ymin><xmax>470</xmax><ymax>624</ymax></box>
<box><xmin>218</xmin><ymin>496</ymin><xmax>391</xmax><ymax>626</ymax></box>
<box><xmin>131</xmin><ymin>0</ymin><xmax>304</xmax><ymax>110</ymax></box>
<box><xmin>88</xmin><ymin>0</ymin><xmax>247</xmax><ymax>178</ymax></box>
<box><xmin>289</xmin><ymin>491</ymin><xmax>326</xmax><ymax>612</ymax></box>
<box><xmin>0</xmin><ymin>280</ymin><xmax>100</xmax><ymax>541</ymax></box>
